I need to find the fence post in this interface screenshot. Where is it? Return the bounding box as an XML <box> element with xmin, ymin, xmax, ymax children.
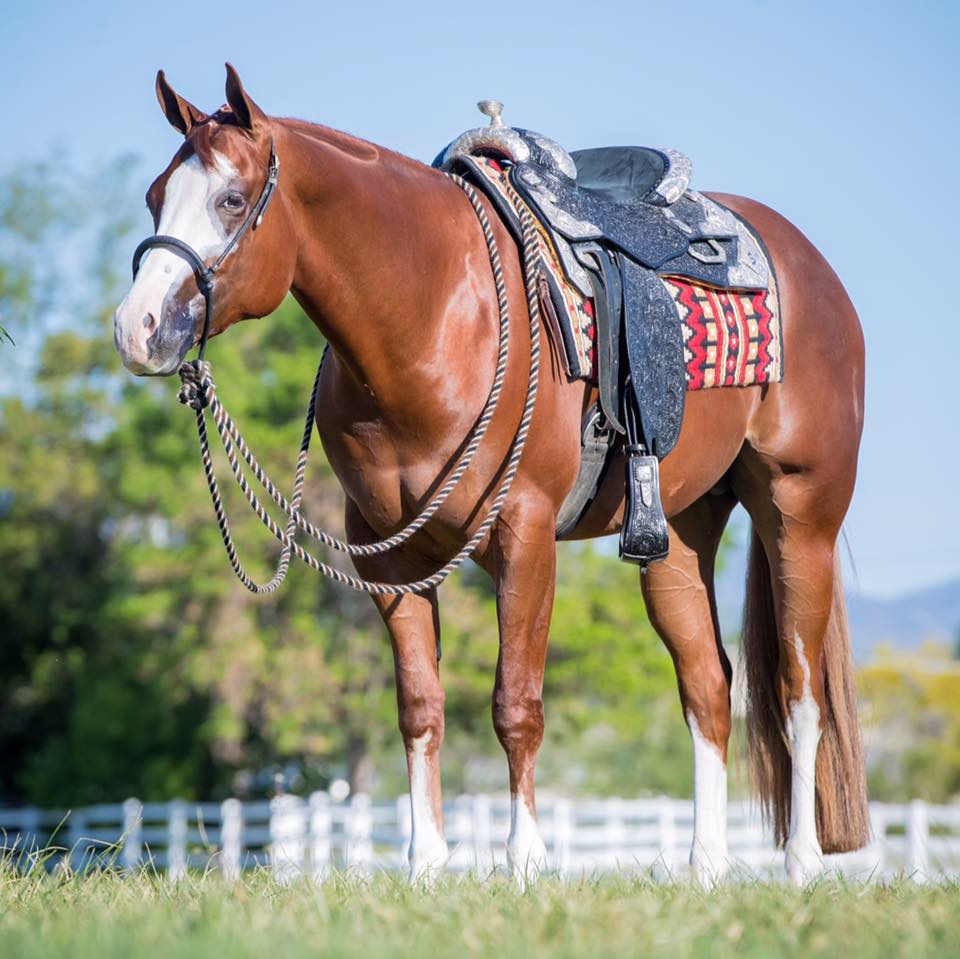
<box><xmin>67</xmin><ymin>809</ymin><xmax>88</xmax><ymax>873</ymax></box>
<box><xmin>448</xmin><ymin>796</ymin><xmax>471</xmax><ymax>871</ymax></box>
<box><xmin>345</xmin><ymin>793</ymin><xmax>373</xmax><ymax>873</ymax></box>
<box><xmin>605</xmin><ymin>797</ymin><xmax>626</xmax><ymax>869</ymax></box>
<box><xmin>220</xmin><ymin>798</ymin><xmax>243</xmax><ymax>880</ymax></box>
<box><xmin>553</xmin><ymin>798</ymin><xmax>573</xmax><ymax>878</ymax></box>
<box><xmin>121</xmin><ymin>798</ymin><xmax>143</xmax><ymax>872</ymax></box>
<box><xmin>309</xmin><ymin>791</ymin><xmax>332</xmax><ymax>879</ymax></box>
<box><xmin>907</xmin><ymin>799</ymin><xmax>929</xmax><ymax>880</ymax></box>
<box><xmin>396</xmin><ymin>794</ymin><xmax>412</xmax><ymax>870</ymax></box>
<box><xmin>18</xmin><ymin>807</ymin><xmax>41</xmax><ymax>869</ymax></box>
<box><xmin>270</xmin><ymin>794</ymin><xmax>307</xmax><ymax>882</ymax></box>
<box><xmin>869</xmin><ymin>803</ymin><xmax>886</xmax><ymax>878</ymax></box>
<box><xmin>471</xmin><ymin>794</ymin><xmax>493</xmax><ymax>875</ymax></box>
<box><xmin>167</xmin><ymin>800</ymin><xmax>188</xmax><ymax>881</ymax></box>
<box><xmin>657</xmin><ymin>797</ymin><xmax>678</xmax><ymax>879</ymax></box>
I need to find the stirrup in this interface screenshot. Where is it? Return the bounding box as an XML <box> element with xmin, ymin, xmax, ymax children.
<box><xmin>618</xmin><ymin>387</ymin><xmax>669</xmax><ymax>567</ymax></box>
<box><xmin>619</xmin><ymin>451</ymin><xmax>669</xmax><ymax>566</ymax></box>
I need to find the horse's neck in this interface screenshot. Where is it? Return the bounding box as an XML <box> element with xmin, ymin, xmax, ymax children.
<box><xmin>281</xmin><ymin>122</ymin><xmax>465</xmax><ymax>418</ymax></box>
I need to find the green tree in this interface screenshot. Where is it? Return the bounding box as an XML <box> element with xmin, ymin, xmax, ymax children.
<box><xmin>859</xmin><ymin>643</ymin><xmax>960</xmax><ymax>803</ymax></box>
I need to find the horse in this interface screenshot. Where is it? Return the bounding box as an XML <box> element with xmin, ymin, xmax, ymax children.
<box><xmin>113</xmin><ymin>64</ymin><xmax>869</xmax><ymax>886</ymax></box>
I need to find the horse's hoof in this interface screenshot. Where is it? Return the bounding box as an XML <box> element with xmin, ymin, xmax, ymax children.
<box><xmin>784</xmin><ymin>841</ymin><xmax>823</xmax><ymax>886</ymax></box>
<box><xmin>408</xmin><ymin>839</ymin><xmax>450</xmax><ymax>886</ymax></box>
<box><xmin>508</xmin><ymin>836</ymin><xmax>548</xmax><ymax>889</ymax></box>
<box><xmin>690</xmin><ymin>841</ymin><xmax>730</xmax><ymax>889</ymax></box>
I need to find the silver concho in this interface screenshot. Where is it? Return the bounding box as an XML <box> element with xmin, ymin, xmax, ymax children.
<box><xmin>651</xmin><ymin>149</ymin><xmax>693</xmax><ymax>206</ymax></box>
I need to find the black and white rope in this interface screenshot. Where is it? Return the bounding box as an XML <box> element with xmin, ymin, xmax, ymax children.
<box><xmin>179</xmin><ymin>176</ymin><xmax>541</xmax><ymax>595</ymax></box>
<box><xmin>208</xmin><ymin>177</ymin><xmax>512</xmax><ymax>558</ymax></box>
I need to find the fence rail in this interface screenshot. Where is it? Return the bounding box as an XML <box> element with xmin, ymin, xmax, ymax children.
<box><xmin>2</xmin><ymin>794</ymin><xmax>958</xmax><ymax>881</ymax></box>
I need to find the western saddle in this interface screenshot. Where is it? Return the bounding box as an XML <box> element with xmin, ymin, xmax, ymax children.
<box><xmin>434</xmin><ymin>102</ymin><xmax>771</xmax><ymax>565</ymax></box>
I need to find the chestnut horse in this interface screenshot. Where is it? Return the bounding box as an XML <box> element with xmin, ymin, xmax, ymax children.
<box><xmin>114</xmin><ymin>65</ymin><xmax>869</xmax><ymax>885</ymax></box>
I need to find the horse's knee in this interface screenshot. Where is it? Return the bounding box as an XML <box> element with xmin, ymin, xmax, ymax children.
<box><xmin>492</xmin><ymin>690</ymin><xmax>544</xmax><ymax>754</ymax></box>
<box><xmin>398</xmin><ymin>686</ymin><xmax>445</xmax><ymax>746</ymax></box>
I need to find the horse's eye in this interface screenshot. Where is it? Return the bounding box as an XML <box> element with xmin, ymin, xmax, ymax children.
<box><xmin>221</xmin><ymin>192</ymin><xmax>245</xmax><ymax>211</ymax></box>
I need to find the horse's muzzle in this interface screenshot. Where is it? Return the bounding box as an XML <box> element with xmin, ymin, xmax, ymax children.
<box><xmin>114</xmin><ymin>298</ymin><xmax>198</xmax><ymax>376</ymax></box>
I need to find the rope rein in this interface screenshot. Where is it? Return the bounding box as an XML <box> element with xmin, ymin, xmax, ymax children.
<box><xmin>177</xmin><ymin>175</ymin><xmax>542</xmax><ymax>596</ymax></box>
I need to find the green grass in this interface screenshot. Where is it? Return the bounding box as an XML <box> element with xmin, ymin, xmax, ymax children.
<box><xmin>1</xmin><ymin>866</ymin><xmax>958</xmax><ymax>959</ymax></box>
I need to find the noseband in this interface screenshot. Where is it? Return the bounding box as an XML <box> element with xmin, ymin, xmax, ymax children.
<box><xmin>131</xmin><ymin>138</ymin><xmax>280</xmax><ymax>360</ymax></box>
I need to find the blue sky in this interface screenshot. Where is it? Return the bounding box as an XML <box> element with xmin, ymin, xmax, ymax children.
<box><xmin>2</xmin><ymin>0</ymin><xmax>957</xmax><ymax>598</ymax></box>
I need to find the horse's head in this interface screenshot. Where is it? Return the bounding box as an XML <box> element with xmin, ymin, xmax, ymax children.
<box><xmin>114</xmin><ymin>64</ymin><xmax>296</xmax><ymax>375</ymax></box>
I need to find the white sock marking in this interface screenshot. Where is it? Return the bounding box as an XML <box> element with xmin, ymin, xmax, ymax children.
<box><xmin>785</xmin><ymin>631</ymin><xmax>823</xmax><ymax>884</ymax></box>
<box><xmin>687</xmin><ymin>711</ymin><xmax>729</xmax><ymax>886</ymax></box>
<box><xmin>508</xmin><ymin>793</ymin><xmax>547</xmax><ymax>885</ymax></box>
<box><xmin>407</xmin><ymin>732</ymin><xmax>447</xmax><ymax>881</ymax></box>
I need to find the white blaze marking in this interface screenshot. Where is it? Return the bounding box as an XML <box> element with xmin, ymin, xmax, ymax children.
<box><xmin>785</xmin><ymin>631</ymin><xmax>823</xmax><ymax>885</ymax></box>
<box><xmin>114</xmin><ymin>151</ymin><xmax>237</xmax><ymax>368</ymax></box>
<box><xmin>687</xmin><ymin>711</ymin><xmax>729</xmax><ymax>886</ymax></box>
<box><xmin>508</xmin><ymin>793</ymin><xmax>547</xmax><ymax>885</ymax></box>
<box><xmin>407</xmin><ymin>732</ymin><xmax>447</xmax><ymax>882</ymax></box>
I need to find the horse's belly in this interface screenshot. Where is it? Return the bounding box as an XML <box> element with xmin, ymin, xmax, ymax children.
<box><xmin>564</xmin><ymin>387</ymin><xmax>758</xmax><ymax>538</ymax></box>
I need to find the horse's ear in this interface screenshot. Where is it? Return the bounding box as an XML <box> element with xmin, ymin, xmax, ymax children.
<box><xmin>155</xmin><ymin>70</ymin><xmax>205</xmax><ymax>136</ymax></box>
<box><xmin>224</xmin><ymin>63</ymin><xmax>266</xmax><ymax>131</ymax></box>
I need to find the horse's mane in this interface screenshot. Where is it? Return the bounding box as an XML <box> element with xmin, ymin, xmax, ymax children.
<box><xmin>186</xmin><ymin>108</ymin><xmax>427</xmax><ymax>177</ymax></box>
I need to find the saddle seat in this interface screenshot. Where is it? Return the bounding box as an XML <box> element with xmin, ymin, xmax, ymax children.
<box><xmin>570</xmin><ymin>146</ymin><xmax>691</xmax><ymax>207</ymax></box>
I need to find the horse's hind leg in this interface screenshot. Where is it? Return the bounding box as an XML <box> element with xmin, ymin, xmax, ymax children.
<box><xmin>737</xmin><ymin>466</ymin><xmax>869</xmax><ymax>885</ymax></box>
<box><xmin>641</xmin><ymin>490</ymin><xmax>737</xmax><ymax>886</ymax></box>
<box><xmin>748</xmin><ymin>514</ymin><xmax>835</xmax><ymax>884</ymax></box>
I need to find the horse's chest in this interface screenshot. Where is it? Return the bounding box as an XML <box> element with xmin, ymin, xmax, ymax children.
<box><xmin>319</xmin><ymin>417</ymin><xmax>437</xmax><ymax>532</ymax></box>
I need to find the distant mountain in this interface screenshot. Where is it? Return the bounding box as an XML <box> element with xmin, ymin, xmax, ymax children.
<box><xmin>713</xmin><ymin>539</ymin><xmax>960</xmax><ymax>663</ymax></box>
<box><xmin>844</xmin><ymin>578</ymin><xmax>960</xmax><ymax>661</ymax></box>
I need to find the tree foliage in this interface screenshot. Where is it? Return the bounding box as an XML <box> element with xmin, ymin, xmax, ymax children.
<box><xmin>859</xmin><ymin>644</ymin><xmax>960</xmax><ymax>803</ymax></box>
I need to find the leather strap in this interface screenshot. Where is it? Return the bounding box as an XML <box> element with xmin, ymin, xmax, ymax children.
<box><xmin>587</xmin><ymin>247</ymin><xmax>625</xmax><ymax>435</ymax></box>
<box><xmin>555</xmin><ymin>404</ymin><xmax>616</xmax><ymax>538</ymax></box>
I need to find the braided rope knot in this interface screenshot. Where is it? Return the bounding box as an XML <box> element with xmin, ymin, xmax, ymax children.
<box><xmin>177</xmin><ymin>359</ymin><xmax>215</xmax><ymax>410</ymax></box>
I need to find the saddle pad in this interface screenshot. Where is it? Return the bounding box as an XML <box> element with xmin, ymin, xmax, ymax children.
<box><xmin>664</xmin><ymin>277</ymin><xmax>783</xmax><ymax>390</ymax></box>
<box><xmin>465</xmin><ymin>157</ymin><xmax>782</xmax><ymax>391</ymax></box>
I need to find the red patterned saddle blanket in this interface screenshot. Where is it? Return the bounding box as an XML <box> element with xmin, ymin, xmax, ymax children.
<box><xmin>468</xmin><ymin>156</ymin><xmax>783</xmax><ymax>391</ymax></box>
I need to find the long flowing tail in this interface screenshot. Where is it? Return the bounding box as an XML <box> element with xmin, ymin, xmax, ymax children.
<box><xmin>741</xmin><ymin>530</ymin><xmax>870</xmax><ymax>852</ymax></box>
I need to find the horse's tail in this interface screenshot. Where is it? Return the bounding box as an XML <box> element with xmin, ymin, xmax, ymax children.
<box><xmin>741</xmin><ymin>530</ymin><xmax>870</xmax><ymax>852</ymax></box>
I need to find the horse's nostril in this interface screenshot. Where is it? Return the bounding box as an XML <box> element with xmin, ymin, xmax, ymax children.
<box><xmin>143</xmin><ymin>313</ymin><xmax>158</xmax><ymax>333</ymax></box>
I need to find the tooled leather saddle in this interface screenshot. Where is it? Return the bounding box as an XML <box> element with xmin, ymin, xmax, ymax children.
<box><xmin>434</xmin><ymin>102</ymin><xmax>771</xmax><ymax>565</ymax></box>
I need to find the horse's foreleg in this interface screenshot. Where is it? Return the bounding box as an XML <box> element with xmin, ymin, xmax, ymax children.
<box><xmin>346</xmin><ymin>500</ymin><xmax>448</xmax><ymax>882</ymax></box>
<box><xmin>641</xmin><ymin>493</ymin><xmax>736</xmax><ymax>886</ymax></box>
<box><xmin>490</xmin><ymin>510</ymin><xmax>556</xmax><ymax>883</ymax></box>
<box><xmin>373</xmin><ymin>587</ymin><xmax>448</xmax><ymax>882</ymax></box>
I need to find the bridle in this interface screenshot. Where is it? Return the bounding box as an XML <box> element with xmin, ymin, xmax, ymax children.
<box><xmin>131</xmin><ymin>138</ymin><xmax>280</xmax><ymax>361</ymax></box>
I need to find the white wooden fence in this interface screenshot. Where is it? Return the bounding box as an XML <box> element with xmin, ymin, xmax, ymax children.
<box><xmin>2</xmin><ymin>794</ymin><xmax>958</xmax><ymax>881</ymax></box>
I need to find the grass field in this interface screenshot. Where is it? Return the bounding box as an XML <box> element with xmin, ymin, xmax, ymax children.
<box><xmin>1</xmin><ymin>867</ymin><xmax>958</xmax><ymax>959</ymax></box>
